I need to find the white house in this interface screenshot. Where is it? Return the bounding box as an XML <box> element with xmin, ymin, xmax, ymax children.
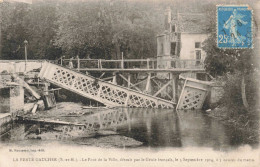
<box><xmin>157</xmin><ymin>8</ymin><xmax>210</xmax><ymax>70</ymax></box>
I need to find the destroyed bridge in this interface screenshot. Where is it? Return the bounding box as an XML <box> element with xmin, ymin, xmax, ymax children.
<box><xmin>0</xmin><ymin>58</ymin><xmax>213</xmax><ymax>110</ymax></box>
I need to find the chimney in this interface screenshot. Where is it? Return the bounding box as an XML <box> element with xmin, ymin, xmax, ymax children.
<box><xmin>164</xmin><ymin>7</ymin><xmax>171</xmax><ymax>31</ymax></box>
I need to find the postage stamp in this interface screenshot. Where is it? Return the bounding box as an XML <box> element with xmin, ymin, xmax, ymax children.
<box><xmin>217</xmin><ymin>5</ymin><xmax>253</xmax><ymax>48</ymax></box>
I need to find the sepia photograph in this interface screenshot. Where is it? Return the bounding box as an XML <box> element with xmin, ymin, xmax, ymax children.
<box><xmin>0</xmin><ymin>0</ymin><xmax>259</xmax><ymax>166</ymax></box>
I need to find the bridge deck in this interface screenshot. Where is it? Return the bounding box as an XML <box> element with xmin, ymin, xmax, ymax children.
<box><xmin>78</xmin><ymin>68</ymin><xmax>205</xmax><ymax>73</ymax></box>
<box><xmin>0</xmin><ymin>59</ymin><xmax>205</xmax><ymax>73</ymax></box>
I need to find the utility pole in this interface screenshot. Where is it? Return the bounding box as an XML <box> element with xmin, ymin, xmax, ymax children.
<box><xmin>24</xmin><ymin>40</ymin><xmax>28</xmax><ymax>72</ymax></box>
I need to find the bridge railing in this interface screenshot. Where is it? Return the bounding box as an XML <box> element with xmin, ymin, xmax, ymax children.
<box><xmin>0</xmin><ymin>58</ymin><xmax>204</xmax><ymax>73</ymax></box>
<box><xmin>59</xmin><ymin>57</ymin><xmax>204</xmax><ymax>70</ymax></box>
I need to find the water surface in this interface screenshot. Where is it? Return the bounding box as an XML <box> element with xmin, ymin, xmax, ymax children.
<box><xmin>1</xmin><ymin>107</ymin><xmax>258</xmax><ymax>150</ymax></box>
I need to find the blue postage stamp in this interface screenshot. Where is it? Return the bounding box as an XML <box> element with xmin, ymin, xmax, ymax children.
<box><xmin>217</xmin><ymin>5</ymin><xmax>253</xmax><ymax>48</ymax></box>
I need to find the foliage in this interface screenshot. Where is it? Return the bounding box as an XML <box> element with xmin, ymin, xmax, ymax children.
<box><xmin>26</xmin><ymin>1</ymin><xmax>61</xmax><ymax>60</ymax></box>
<box><xmin>219</xmin><ymin>71</ymin><xmax>259</xmax><ymax>114</ymax></box>
<box><xmin>203</xmin><ymin>33</ymin><xmax>258</xmax><ymax>76</ymax></box>
<box><xmin>0</xmin><ymin>1</ymin><xmax>61</xmax><ymax>60</ymax></box>
<box><xmin>1</xmin><ymin>0</ymin><xmax>258</xmax><ymax>62</ymax></box>
<box><xmin>53</xmin><ymin>0</ymin><xmax>164</xmax><ymax>60</ymax></box>
<box><xmin>0</xmin><ymin>2</ymin><xmax>30</xmax><ymax>59</ymax></box>
<box><xmin>0</xmin><ymin>0</ymin><xmax>167</xmax><ymax>61</ymax></box>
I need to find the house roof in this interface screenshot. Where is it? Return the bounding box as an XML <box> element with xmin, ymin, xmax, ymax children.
<box><xmin>175</xmin><ymin>13</ymin><xmax>209</xmax><ymax>34</ymax></box>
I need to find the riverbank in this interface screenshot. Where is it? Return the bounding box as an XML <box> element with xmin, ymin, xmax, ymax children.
<box><xmin>207</xmin><ymin>106</ymin><xmax>259</xmax><ymax>143</ymax></box>
<box><xmin>25</xmin><ymin>129</ymin><xmax>143</xmax><ymax>148</ymax></box>
<box><xmin>6</xmin><ymin>102</ymin><xmax>144</xmax><ymax>148</ymax></box>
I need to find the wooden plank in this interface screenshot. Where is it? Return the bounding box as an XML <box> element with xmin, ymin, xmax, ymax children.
<box><xmin>151</xmin><ymin>79</ymin><xmax>172</xmax><ymax>99</ymax></box>
<box><xmin>43</xmin><ymin>88</ymin><xmax>61</xmax><ymax>92</ymax></box>
<box><xmin>99</xmin><ymin>72</ymin><xmax>106</xmax><ymax>79</ymax></box>
<box><xmin>82</xmin><ymin>106</ymin><xmax>109</xmax><ymax>109</ymax></box>
<box><xmin>153</xmin><ymin>80</ymin><xmax>172</xmax><ymax>97</ymax></box>
<box><xmin>0</xmin><ymin>58</ymin><xmax>203</xmax><ymax>65</ymax></box>
<box><xmin>60</xmin><ymin>56</ymin><xmax>63</xmax><ymax>66</ymax></box>
<box><xmin>127</xmin><ymin>74</ymin><xmax>131</xmax><ymax>88</ymax></box>
<box><xmin>185</xmin><ymin>84</ymin><xmax>207</xmax><ymax>91</ymax></box>
<box><xmin>112</xmin><ymin>72</ymin><xmax>117</xmax><ymax>84</ymax></box>
<box><xmin>65</xmin><ymin>58</ymin><xmax>202</xmax><ymax>63</ymax></box>
<box><xmin>185</xmin><ymin>77</ymin><xmax>213</xmax><ymax>85</ymax></box>
<box><xmin>151</xmin><ymin>78</ymin><xmax>160</xmax><ymax>87</ymax></box>
<box><xmin>17</xmin><ymin>116</ymin><xmax>85</xmax><ymax>126</ymax></box>
<box><xmin>176</xmin><ymin>79</ymin><xmax>187</xmax><ymax>110</ymax></box>
<box><xmin>146</xmin><ymin>59</ymin><xmax>150</xmax><ymax>69</ymax></box>
<box><xmin>171</xmin><ymin>73</ymin><xmax>179</xmax><ymax>103</ymax></box>
<box><xmin>18</xmin><ymin>77</ymin><xmax>41</xmax><ymax>99</ymax></box>
<box><xmin>101</xmin><ymin>76</ymin><xmax>113</xmax><ymax>81</ymax></box>
<box><xmin>145</xmin><ymin>73</ymin><xmax>151</xmax><ymax>92</ymax></box>
<box><xmin>98</xmin><ymin>59</ymin><xmax>102</xmax><ymax>69</ymax></box>
<box><xmin>82</xmin><ymin>68</ymin><xmax>205</xmax><ymax>73</ymax></box>
<box><xmin>121</xmin><ymin>52</ymin><xmax>124</xmax><ymax>69</ymax></box>
<box><xmin>77</xmin><ymin>57</ymin><xmax>80</xmax><ymax>71</ymax></box>
<box><xmin>118</xmin><ymin>74</ymin><xmax>142</xmax><ymax>92</ymax></box>
<box><xmin>129</xmin><ymin>77</ymin><xmax>148</xmax><ymax>88</ymax></box>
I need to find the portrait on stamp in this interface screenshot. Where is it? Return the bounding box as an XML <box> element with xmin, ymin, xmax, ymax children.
<box><xmin>217</xmin><ymin>5</ymin><xmax>253</xmax><ymax>48</ymax></box>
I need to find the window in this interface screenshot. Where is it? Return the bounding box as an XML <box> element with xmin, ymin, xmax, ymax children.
<box><xmin>195</xmin><ymin>42</ymin><xmax>201</xmax><ymax>48</ymax></box>
<box><xmin>160</xmin><ymin>43</ymin><xmax>164</xmax><ymax>55</ymax></box>
<box><xmin>196</xmin><ymin>50</ymin><xmax>201</xmax><ymax>59</ymax></box>
<box><xmin>172</xmin><ymin>24</ymin><xmax>176</xmax><ymax>32</ymax></box>
<box><xmin>171</xmin><ymin>42</ymin><xmax>176</xmax><ymax>55</ymax></box>
<box><xmin>196</xmin><ymin>50</ymin><xmax>201</xmax><ymax>65</ymax></box>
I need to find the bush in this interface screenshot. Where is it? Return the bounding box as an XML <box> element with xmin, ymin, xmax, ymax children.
<box><xmin>220</xmin><ymin>71</ymin><xmax>259</xmax><ymax>117</ymax></box>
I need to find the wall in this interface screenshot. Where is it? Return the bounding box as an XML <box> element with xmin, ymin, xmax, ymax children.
<box><xmin>157</xmin><ymin>34</ymin><xmax>171</xmax><ymax>70</ymax></box>
<box><xmin>209</xmin><ymin>86</ymin><xmax>224</xmax><ymax>104</ymax></box>
<box><xmin>0</xmin><ymin>86</ymin><xmax>24</xmax><ymax>114</ymax></box>
<box><xmin>0</xmin><ymin>73</ymin><xmax>24</xmax><ymax>114</ymax></box>
<box><xmin>0</xmin><ymin>88</ymin><xmax>10</xmax><ymax>113</ymax></box>
<box><xmin>179</xmin><ymin>33</ymin><xmax>208</xmax><ymax>60</ymax></box>
<box><xmin>157</xmin><ymin>33</ymin><xmax>208</xmax><ymax>69</ymax></box>
<box><xmin>157</xmin><ymin>34</ymin><xmax>171</xmax><ymax>57</ymax></box>
<box><xmin>0</xmin><ymin>61</ymin><xmax>43</xmax><ymax>73</ymax></box>
<box><xmin>10</xmin><ymin>85</ymin><xmax>24</xmax><ymax>114</ymax></box>
<box><xmin>156</xmin><ymin>34</ymin><xmax>172</xmax><ymax>79</ymax></box>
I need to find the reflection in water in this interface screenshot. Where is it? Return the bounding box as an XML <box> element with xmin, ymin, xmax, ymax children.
<box><xmin>114</xmin><ymin>108</ymin><xmax>183</xmax><ymax>147</ymax></box>
<box><xmin>1</xmin><ymin>107</ymin><xmax>258</xmax><ymax>149</ymax></box>
<box><xmin>115</xmin><ymin>108</ymin><xmax>257</xmax><ymax>149</ymax></box>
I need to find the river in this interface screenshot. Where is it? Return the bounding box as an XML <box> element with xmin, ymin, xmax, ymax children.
<box><xmin>0</xmin><ymin>106</ymin><xmax>258</xmax><ymax>150</ymax></box>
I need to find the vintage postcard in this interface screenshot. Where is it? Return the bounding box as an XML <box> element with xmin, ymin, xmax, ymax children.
<box><xmin>0</xmin><ymin>0</ymin><xmax>259</xmax><ymax>167</ymax></box>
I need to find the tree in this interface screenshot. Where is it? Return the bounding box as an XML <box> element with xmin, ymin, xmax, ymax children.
<box><xmin>1</xmin><ymin>0</ymin><xmax>167</xmax><ymax>62</ymax></box>
<box><xmin>53</xmin><ymin>0</ymin><xmax>165</xmax><ymax>62</ymax></box>
<box><xmin>0</xmin><ymin>1</ymin><xmax>61</xmax><ymax>60</ymax></box>
<box><xmin>0</xmin><ymin>2</ymin><xmax>30</xmax><ymax>60</ymax></box>
<box><xmin>26</xmin><ymin>0</ymin><xmax>61</xmax><ymax>59</ymax></box>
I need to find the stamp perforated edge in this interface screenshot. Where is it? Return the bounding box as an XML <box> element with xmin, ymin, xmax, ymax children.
<box><xmin>216</xmin><ymin>4</ymin><xmax>254</xmax><ymax>49</ymax></box>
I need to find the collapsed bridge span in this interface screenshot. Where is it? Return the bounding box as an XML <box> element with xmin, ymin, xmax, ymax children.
<box><xmin>38</xmin><ymin>61</ymin><xmax>175</xmax><ymax>109</ymax></box>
